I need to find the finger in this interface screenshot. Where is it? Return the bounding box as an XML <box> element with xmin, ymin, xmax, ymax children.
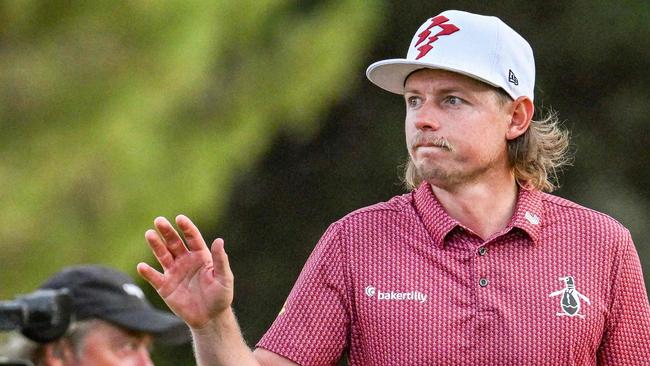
<box><xmin>144</xmin><ymin>229</ymin><xmax>174</xmax><ymax>270</ymax></box>
<box><xmin>175</xmin><ymin>214</ymin><xmax>208</xmax><ymax>252</ymax></box>
<box><xmin>154</xmin><ymin>216</ymin><xmax>188</xmax><ymax>258</ymax></box>
<box><xmin>210</xmin><ymin>238</ymin><xmax>233</xmax><ymax>283</ymax></box>
<box><xmin>137</xmin><ymin>262</ymin><xmax>165</xmax><ymax>290</ymax></box>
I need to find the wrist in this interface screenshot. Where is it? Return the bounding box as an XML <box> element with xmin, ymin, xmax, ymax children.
<box><xmin>190</xmin><ymin>307</ymin><xmax>236</xmax><ymax>336</ymax></box>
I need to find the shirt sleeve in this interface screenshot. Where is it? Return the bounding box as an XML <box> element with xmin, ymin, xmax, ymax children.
<box><xmin>597</xmin><ymin>231</ymin><xmax>650</xmax><ymax>364</ymax></box>
<box><xmin>256</xmin><ymin>222</ymin><xmax>350</xmax><ymax>366</ymax></box>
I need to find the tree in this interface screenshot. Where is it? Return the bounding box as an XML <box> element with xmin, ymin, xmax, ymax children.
<box><xmin>0</xmin><ymin>0</ymin><xmax>384</xmax><ymax>299</ymax></box>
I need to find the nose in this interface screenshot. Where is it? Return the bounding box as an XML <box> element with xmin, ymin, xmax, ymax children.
<box><xmin>412</xmin><ymin>103</ymin><xmax>441</xmax><ymax>131</ymax></box>
<box><xmin>415</xmin><ymin>118</ymin><xmax>440</xmax><ymax>131</ymax></box>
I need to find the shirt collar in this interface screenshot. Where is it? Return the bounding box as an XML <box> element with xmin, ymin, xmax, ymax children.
<box><xmin>412</xmin><ymin>182</ymin><xmax>544</xmax><ymax>247</ymax></box>
<box><xmin>506</xmin><ymin>187</ymin><xmax>544</xmax><ymax>245</ymax></box>
<box><xmin>413</xmin><ymin>182</ymin><xmax>459</xmax><ymax>248</ymax></box>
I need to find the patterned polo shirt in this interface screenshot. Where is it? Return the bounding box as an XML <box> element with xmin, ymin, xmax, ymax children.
<box><xmin>257</xmin><ymin>183</ymin><xmax>650</xmax><ymax>365</ymax></box>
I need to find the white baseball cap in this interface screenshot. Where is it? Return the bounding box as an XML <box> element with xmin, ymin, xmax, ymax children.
<box><xmin>366</xmin><ymin>10</ymin><xmax>535</xmax><ymax>101</ymax></box>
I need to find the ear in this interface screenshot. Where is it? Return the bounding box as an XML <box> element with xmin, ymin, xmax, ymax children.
<box><xmin>505</xmin><ymin>96</ymin><xmax>534</xmax><ymax>140</ymax></box>
<box><xmin>42</xmin><ymin>341</ymin><xmax>75</xmax><ymax>366</ymax></box>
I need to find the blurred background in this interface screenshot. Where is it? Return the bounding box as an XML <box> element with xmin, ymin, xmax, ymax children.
<box><xmin>0</xmin><ymin>1</ymin><xmax>648</xmax><ymax>364</ymax></box>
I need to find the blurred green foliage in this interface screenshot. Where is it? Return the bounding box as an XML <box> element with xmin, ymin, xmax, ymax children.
<box><xmin>1</xmin><ymin>1</ymin><xmax>648</xmax><ymax>365</ymax></box>
<box><xmin>0</xmin><ymin>0</ymin><xmax>383</xmax><ymax>296</ymax></box>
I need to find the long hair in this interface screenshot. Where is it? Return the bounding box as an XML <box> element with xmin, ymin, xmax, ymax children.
<box><xmin>403</xmin><ymin>90</ymin><xmax>572</xmax><ymax>192</ymax></box>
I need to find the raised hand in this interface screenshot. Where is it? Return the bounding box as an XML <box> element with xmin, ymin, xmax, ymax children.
<box><xmin>137</xmin><ymin>215</ymin><xmax>234</xmax><ymax>329</ymax></box>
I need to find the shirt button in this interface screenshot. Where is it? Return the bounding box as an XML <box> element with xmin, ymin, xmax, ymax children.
<box><xmin>478</xmin><ymin>247</ymin><xmax>488</xmax><ymax>256</ymax></box>
<box><xmin>479</xmin><ymin>278</ymin><xmax>489</xmax><ymax>287</ymax></box>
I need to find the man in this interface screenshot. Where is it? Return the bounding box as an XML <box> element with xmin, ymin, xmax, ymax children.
<box><xmin>1</xmin><ymin>265</ymin><xmax>189</xmax><ymax>366</ymax></box>
<box><xmin>137</xmin><ymin>10</ymin><xmax>650</xmax><ymax>365</ymax></box>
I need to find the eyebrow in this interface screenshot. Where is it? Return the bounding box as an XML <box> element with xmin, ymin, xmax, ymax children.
<box><xmin>403</xmin><ymin>87</ymin><xmax>418</xmax><ymax>94</ymax></box>
<box><xmin>403</xmin><ymin>87</ymin><xmax>467</xmax><ymax>95</ymax></box>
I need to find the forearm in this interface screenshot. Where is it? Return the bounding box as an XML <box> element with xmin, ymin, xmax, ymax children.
<box><xmin>191</xmin><ymin>307</ymin><xmax>260</xmax><ymax>366</ymax></box>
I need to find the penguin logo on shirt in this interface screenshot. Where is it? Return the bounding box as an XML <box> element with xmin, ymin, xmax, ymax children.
<box><xmin>549</xmin><ymin>276</ymin><xmax>591</xmax><ymax>319</ymax></box>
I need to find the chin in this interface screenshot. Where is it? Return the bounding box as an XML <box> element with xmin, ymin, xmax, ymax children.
<box><xmin>415</xmin><ymin>163</ymin><xmax>464</xmax><ymax>188</ymax></box>
<box><xmin>416</xmin><ymin>162</ymin><xmax>448</xmax><ymax>181</ymax></box>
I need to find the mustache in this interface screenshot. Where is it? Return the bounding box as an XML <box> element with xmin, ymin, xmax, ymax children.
<box><xmin>411</xmin><ymin>132</ymin><xmax>453</xmax><ymax>151</ymax></box>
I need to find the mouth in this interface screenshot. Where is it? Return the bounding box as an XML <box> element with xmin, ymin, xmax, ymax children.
<box><xmin>416</xmin><ymin>143</ymin><xmax>448</xmax><ymax>150</ymax></box>
<box><xmin>413</xmin><ymin>139</ymin><xmax>451</xmax><ymax>152</ymax></box>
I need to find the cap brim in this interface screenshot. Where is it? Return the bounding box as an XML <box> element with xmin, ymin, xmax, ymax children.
<box><xmin>366</xmin><ymin>58</ymin><xmax>501</xmax><ymax>95</ymax></box>
<box><xmin>102</xmin><ymin>308</ymin><xmax>191</xmax><ymax>345</ymax></box>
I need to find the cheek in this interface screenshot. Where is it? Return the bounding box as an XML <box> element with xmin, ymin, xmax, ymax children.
<box><xmin>404</xmin><ymin>106</ymin><xmax>418</xmax><ymax>125</ymax></box>
<box><xmin>463</xmin><ymin>131</ymin><xmax>508</xmax><ymax>161</ymax></box>
<box><xmin>405</xmin><ymin>114</ymin><xmax>418</xmax><ymax>138</ymax></box>
<box><xmin>405</xmin><ymin>121</ymin><xmax>418</xmax><ymax>155</ymax></box>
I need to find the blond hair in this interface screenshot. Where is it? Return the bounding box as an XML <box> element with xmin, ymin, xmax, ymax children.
<box><xmin>403</xmin><ymin>90</ymin><xmax>572</xmax><ymax>192</ymax></box>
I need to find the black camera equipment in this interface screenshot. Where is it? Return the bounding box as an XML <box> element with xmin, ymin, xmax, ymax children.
<box><xmin>0</xmin><ymin>289</ymin><xmax>73</xmax><ymax>365</ymax></box>
<box><xmin>0</xmin><ymin>288</ymin><xmax>72</xmax><ymax>343</ymax></box>
<box><xmin>0</xmin><ymin>288</ymin><xmax>73</xmax><ymax>365</ymax></box>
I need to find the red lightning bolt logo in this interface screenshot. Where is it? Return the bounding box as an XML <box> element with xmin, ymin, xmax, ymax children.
<box><xmin>414</xmin><ymin>16</ymin><xmax>460</xmax><ymax>60</ymax></box>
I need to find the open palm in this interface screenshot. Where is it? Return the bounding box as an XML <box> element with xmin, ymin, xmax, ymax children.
<box><xmin>137</xmin><ymin>215</ymin><xmax>233</xmax><ymax>329</ymax></box>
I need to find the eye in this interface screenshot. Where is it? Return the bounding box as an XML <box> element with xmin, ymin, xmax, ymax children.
<box><xmin>444</xmin><ymin>96</ymin><xmax>463</xmax><ymax>106</ymax></box>
<box><xmin>116</xmin><ymin>340</ymin><xmax>140</xmax><ymax>355</ymax></box>
<box><xmin>406</xmin><ymin>95</ymin><xmax>422</xmax><ymax>108</ymax></box>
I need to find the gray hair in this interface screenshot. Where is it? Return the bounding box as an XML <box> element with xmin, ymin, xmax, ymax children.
<box><xmin>0</xmin><ymin>320</ymin><xmax>97</xmax><ymax>365</ymax></box>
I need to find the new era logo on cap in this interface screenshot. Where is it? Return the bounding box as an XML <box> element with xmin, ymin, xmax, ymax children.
<box><xmin>509</xmin><ymin>69</ymin><xmax>519</xmax><ymax>85</ymax></box>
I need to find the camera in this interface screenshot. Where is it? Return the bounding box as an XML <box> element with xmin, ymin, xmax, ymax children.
<box><xmin>0</xmin><ymin>289</ymin><xmax>72</xmax><ymax>366</ymax></box>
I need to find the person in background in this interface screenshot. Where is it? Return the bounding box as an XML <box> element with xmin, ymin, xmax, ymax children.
<box><xmin>1</xmin><ymin>265</ymin><xmax>189</xmax><ymax>366</ymax></box>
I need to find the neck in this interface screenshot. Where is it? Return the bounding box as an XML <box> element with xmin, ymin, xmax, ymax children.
<box><xmin>430</xmin><ymin>174</ymin><xmax>519</xmax><ymax>241</ymax></box>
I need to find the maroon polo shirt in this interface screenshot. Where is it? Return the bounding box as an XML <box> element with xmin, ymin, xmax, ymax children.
<box><xmin>257</xmin><ymin>183</ymin><xmax>650</xmax><ymax>365</ymax></box>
